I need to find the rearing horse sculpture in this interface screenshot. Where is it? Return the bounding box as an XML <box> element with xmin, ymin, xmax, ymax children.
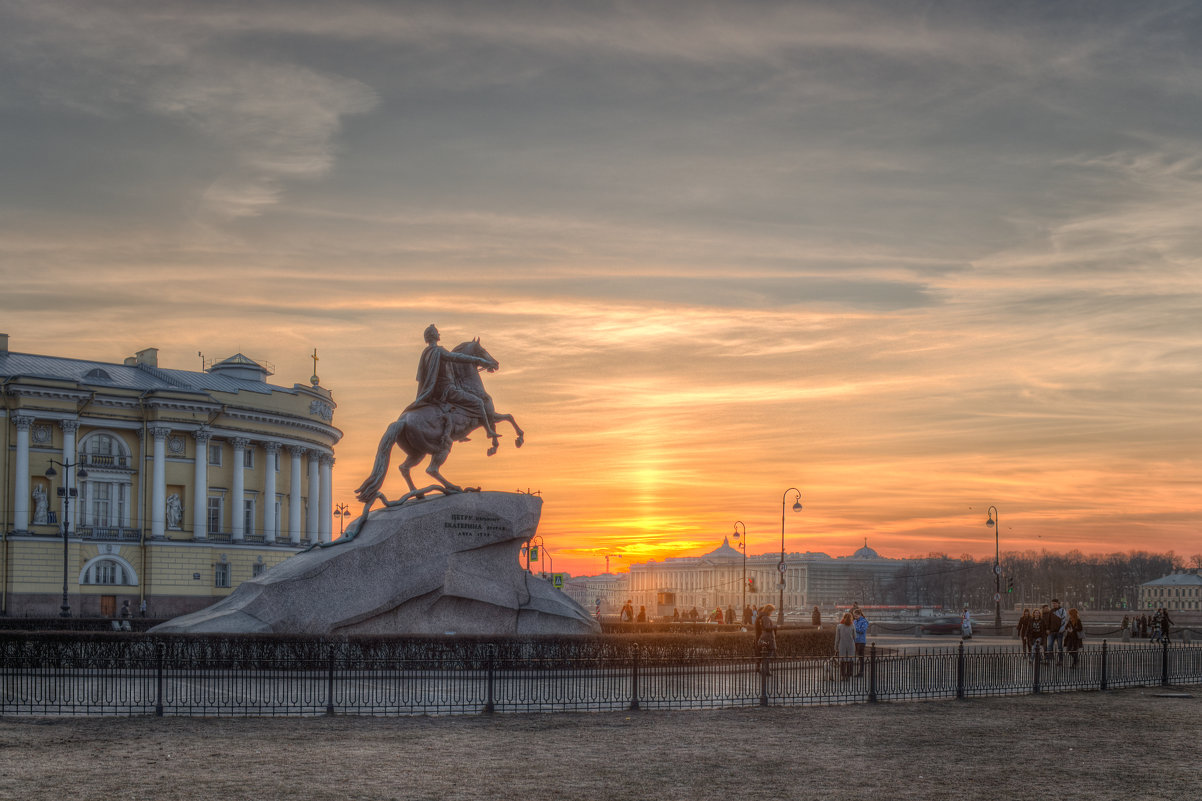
<box><xmin>355</xmin><ymin>339</ymin><xmax>524</xmax><ymax>507</ymax></box>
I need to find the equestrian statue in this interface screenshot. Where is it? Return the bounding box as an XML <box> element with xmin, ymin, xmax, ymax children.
<box><xmin>354</xmin><ymin>324</ymin><xmax>525</xmax><ymax>513</ymax></box>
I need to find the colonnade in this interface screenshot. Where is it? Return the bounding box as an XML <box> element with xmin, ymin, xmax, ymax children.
<box><xmin>181</xmin><ymin>426</ymin><xmax>333</xmax><ymax>544</ymax></box>
<box><xmin>8</xmin><ymin>414</ymin><xmax>335</xmax><ymax>545</ymax></box>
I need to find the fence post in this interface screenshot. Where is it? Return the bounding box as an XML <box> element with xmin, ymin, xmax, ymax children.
<box><xmin>325</xmin><ymin>643</ymin><xmax>336</xmax><ymax>716</ymax></box>
<box><xmin>155</xmin><ymin>639</ymin><xmax>164</xmax><ymax>717</ymax></box>
<box><xmin>484</xmin><ymin>653</ymin><xmax>495</xmax><ymax>715</ymax></box>
<box><xmin>956</xmin><ymin>642</ymin><xmax>965</xmax><ymax>699</ymax></box>
<box><xmin>1100</xmin><ymin>640</ymin><xmax>1108</xmax><ymax>691</ymax></box>
<box><xmin>1162</xmin><ymin>636</ymin><xmax>1170</xmax><ymax>687</ymax></box>
<box><xmin>1032</xmin><ymin>647</ymin><xmax>1041</xmax><ymax>694</ymax></box>
<box><xmin>868</xmin><ymin>642</ymin><xmax>877</xmax><ymax>704</ymax></box>
<box><xmin>629</xmin><ymin>643</ymin><xmax>640</xmax><ymax>711</ymax></box>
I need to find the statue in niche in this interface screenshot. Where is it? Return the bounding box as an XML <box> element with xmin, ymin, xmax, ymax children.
<box><xmin>353</xmin><ymin>325</ymin><xmax>525</xmax><ymax>514</ymax></box>
<box><xmin>166</xmin><ymin>493</ymin><xmax>183</xmax><ymax>530</ymax></box>
<box><xmin>32</xmin><ymin>484</ymin><xmax>48</xmax><ymax>525</ymax></box>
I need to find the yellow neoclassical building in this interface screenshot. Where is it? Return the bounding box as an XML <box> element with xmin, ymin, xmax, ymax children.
<box><xmin>0</xmin><ymin>334</ymin><xmax>342</xmax><ymax>618</ymax></box>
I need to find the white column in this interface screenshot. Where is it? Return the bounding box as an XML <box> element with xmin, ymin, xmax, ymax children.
<box><xmin>319</xmin><ymin>454</ymin><xmax>333</xmax><ymax>543</ymax></box>
<box><xmin>192</xmin><ymin>428</ymin><xmax>211</xmax><ymax>540</ymax></box>
<box><xmin>149</xmin><ymin>426</ymin><xmax>169</xmax><ymax>539</ymax></box>
<box><xmin>13</xmin><ymin>415</ymin><xmax>33</xmax><ymax>532</ymax></box>
<box><xmin>60</xmin><ymin>420</ymin><xmax>80</xmax><ymax>532</ymax></box>
<box><xmin>231</xmin><ymin>437</ymin><xmax>248</xmax><ymax>542</ymax></box>
<box><xmin>306</xmin><ymin>452</ymin><xmax>320</xmax><ymax>545</ymax></box>
<box><xmin>288</xmin><ymin>446</ymin><xmax>306</xmax><ymax>546</ymax></box>
<box><xmin>263</xmin><ymin>442</ymin><xmax>280</xmax><ymax>543</ymax></box>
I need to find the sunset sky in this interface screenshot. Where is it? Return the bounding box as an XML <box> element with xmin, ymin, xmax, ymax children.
<box><xmin>3</xmin><ymin>1</ymin><xmax>1200</xmax><ymax>575</ymax></box>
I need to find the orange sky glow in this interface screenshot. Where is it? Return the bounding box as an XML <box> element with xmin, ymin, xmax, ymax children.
<box><xmin>2</xmin><ymin>3</ymin><xmax>1199</xmax><ymax>575</ymax></box>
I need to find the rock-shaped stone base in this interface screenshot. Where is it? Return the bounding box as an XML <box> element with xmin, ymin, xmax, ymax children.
<box><xmin>150</xmin><ymin>492</ymin><xmax>599</xmax><ymax>636</ymax></box>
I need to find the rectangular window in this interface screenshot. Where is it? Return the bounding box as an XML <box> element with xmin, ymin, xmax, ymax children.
<box><xmin>207</xmin><ymin>497</ymin><xmax>223</xmax><ymax>534</ymax></box>
<box><xmin>215</xmin><ymin>563</ymin><xmax>231</xmax><ymax>588</ymax></box>
<box><xmin>243</xmin><ymin>448</ymin><xmax>254</xmax><ymax>469</ymax></box>
<box><xmin>243</xmin><ymin>499</ymin><xmax>255</xmax><ymax>536</ymax></box>
<box><xmin>97</xmin><ymin>562</ymin><xmax>119</xmax><ymax>585</ymax></box>
<box><xmin>274</xmin><ymin>452</ymin><xmax>280</xmax><ymax>472</ymax></box>
<box><xmin>208</xmin><ymin>444</ymin><xmax>222</xmax><ymax>466</ymax></box>
<box><xmin>92</xmin><ymin>483</ymin><xmax>111</xmax><ymax>527</ymax></box>
<box><xmin>252</xmin><ymin>562</ymin><xmax>265</xmax><ymax>578</ymax></box>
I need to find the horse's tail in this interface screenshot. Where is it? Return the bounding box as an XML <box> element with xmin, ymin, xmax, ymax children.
<box><xmin>354</xmin><ymin>419</ymin><xmax>405</xmax><ymax>503</ymax></box>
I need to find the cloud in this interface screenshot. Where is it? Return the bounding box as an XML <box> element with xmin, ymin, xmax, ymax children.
<box><xmin>2</xmin><ymin>1</ymin><xmax>377</xmax><ymax>221</ymax></box>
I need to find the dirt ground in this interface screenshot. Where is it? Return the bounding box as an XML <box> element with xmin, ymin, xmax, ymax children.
<box><xmin>1</xmin><ymin>689</ymin><xmax>1198</xmax><ymax>801</ymax></box>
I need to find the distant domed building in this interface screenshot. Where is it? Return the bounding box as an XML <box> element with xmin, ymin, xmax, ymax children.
<box><xmin>624</xmin><ymin>535</ymin><xmax>907</xmax><ymax>619</ymax></box>
<box><xmin>851</xmin><ymin>539</ymin><xmax>881</xmax><ymax>559</ymax></box>
<box><xmin>0</xmin><ymin>334</ymin><xmax>341</xmax><ymax>618</ymax></box>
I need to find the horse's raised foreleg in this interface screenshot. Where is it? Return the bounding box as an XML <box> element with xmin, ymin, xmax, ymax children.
<box><xmin>491</xmin><ymin>411</ymin><xmax>525</xmax><ymax>449</ymax></box>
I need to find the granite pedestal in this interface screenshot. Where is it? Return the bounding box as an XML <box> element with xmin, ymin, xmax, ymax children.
<box><xmin>151</xmin><ymin>492</ymin><xmax>598</xmax><ymax>635</ymax></box>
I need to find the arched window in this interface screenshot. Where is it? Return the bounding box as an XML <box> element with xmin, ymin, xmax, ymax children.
<box><xmin>79</xmin><ymin>555</ymin><xmax>139</xmax><ymax>586</ymax></box>
<box><xmin>81</xmin><ymin>432</ymin><xmax>131</xmax><ymax>467</ymax></box>
<box><xmin>78</xmin><ymin>431</ymin><xmax>134</xmax><ymax>532</ymax></box>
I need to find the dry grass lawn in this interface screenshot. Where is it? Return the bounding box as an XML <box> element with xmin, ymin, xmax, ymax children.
<box><xmin>1</xmin><ymin>689</ymin><xmax>1198</xmax><ymax>801</ymax></box>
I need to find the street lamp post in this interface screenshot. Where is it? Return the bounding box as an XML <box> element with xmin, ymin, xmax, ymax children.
<box><xmin>985</xmin><ymin>505</ymin><xmax>1000</xmax><ymax>629</ymax></box>
<box><xmin>334</xmin><ymin>502</ymin><xmax>350</xmax><ymax>536</ymax></box>
<box><xmin>780</xmin><ymin>488</ymin><xmax>803</xmax><ymax>627</ymax></box>
<box><xmin>733</xmin><ymin>521</ymin><xmax>747</xmax><ymax>616</ymax></box>
<box><xmin>45</xmin><ymin>458</ymin><xmax>88</xmax><ymax>618</ymax></box>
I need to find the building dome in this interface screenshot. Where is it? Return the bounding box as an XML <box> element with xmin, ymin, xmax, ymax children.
<box><xmin>208</xmin><ymin>353</ymin><xmax>273</xmax><ymax>383</ymax></box>
<box><xmin>852</xmin><ymin>538</ymin><xmax>880</xmax><ymax>560</ymax></box>
<box><xmin>702</xmin><ymin>537</ymin><xmax>743</xmax><ymax>560</ymax></box>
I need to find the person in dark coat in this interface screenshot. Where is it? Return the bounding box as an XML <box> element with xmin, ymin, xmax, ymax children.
<box><xmin>756</xmin><ymin>604</ymin><xmax>778</xmax><ymax>677</ymax></box>
<box><xmin>835</xmin><ymin>612</ymin><xmax>856</xmax><ymax>680</ymax></box>
<box><xmin>1064</xmin><ymin>608</ymin><xmax>1084</xmax><ymax>668</ymax></box>
<box><xmin>1017</xmin><ymin>609</ymin><xmax>1032</xmax><ymax>655</ymax></box>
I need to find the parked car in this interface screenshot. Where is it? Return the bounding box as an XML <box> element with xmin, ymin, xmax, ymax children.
<box><xmin>920</xmin><ymin>615</ymin><xmax>963</xmax><ymax>635</ymax></box>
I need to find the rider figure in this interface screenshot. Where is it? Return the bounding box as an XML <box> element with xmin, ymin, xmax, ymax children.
<box><xmin>407</xmin><ymin>324</ymin><xmax>500</xmax><ymax>439</ymax></box>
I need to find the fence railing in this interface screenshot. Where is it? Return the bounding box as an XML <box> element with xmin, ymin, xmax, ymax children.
<box><xmin>2</xmin><ymin>636</ymin><xmax>1198</xmax><ymax>717</ymax></box>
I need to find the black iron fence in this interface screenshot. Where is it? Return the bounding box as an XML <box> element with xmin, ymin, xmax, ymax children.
<box><xmin>2</xmin><ymin>634</ymin><xmax>1198</xmax><ymax>716</ymax></box>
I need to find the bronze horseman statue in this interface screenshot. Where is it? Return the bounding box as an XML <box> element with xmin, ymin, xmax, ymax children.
<box><xmin>355</xmin><ymin>325</ymin><xmax>524</xmax><ymax>508</ymax></box>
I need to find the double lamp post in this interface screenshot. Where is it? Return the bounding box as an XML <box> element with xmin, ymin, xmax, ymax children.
<box><xmin>733</xmin><ymin>488</ymin><xmax>803</xmax><ymax>628</ymax></box>
<box><xmin>45</xmin><ymin>457</ymin><xmax>87</xmax><ymax>618</ymax></box>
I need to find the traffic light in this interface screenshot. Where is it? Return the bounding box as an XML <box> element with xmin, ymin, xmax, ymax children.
<box><xmin>1007</xmin><ymin>576</ymin><xmax>1014</xmax><ymax>593</ymax></box>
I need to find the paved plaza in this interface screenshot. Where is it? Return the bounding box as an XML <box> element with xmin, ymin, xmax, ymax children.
<box><xmin>2</xmin><ymin>687</ymin><xmax>1199</xmax><ymax>801</ymax></box>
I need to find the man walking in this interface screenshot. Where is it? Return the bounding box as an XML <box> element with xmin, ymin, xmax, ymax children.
<box><xmin>1046</xmin><ymin>599</ymin><xmax>1067</xmax><ymax>666</ymax></box>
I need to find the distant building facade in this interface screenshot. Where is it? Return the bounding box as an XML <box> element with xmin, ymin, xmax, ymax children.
<box><xmin>563</xmin><ymin>572</ymin><xmax>628</xmax><ymax>616</ymax></box>
<box><xmin>1</xmin><ymin>334</ymin><xmax>341</xmax><ymax>617</ymax></box>
<box><xmin>625</xmin><ymin>537</ymin><xmax>906</xmax><ymax>619</ymax></box>
<box><xmin>1139</xmin><ymin>570</ymin><xmax>1202</xmax><ymax>613</ymax></box>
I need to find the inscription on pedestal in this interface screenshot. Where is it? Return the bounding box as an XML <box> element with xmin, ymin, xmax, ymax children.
<box><xmin>444</xmin><ymin>513</ymin><xmax>511</xmax><ymax>538</ymax></box>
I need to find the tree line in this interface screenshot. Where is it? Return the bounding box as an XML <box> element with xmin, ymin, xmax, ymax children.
<box><xmin>849</xmin><ymin>550</ymin><xmax>1191</xmax><ymax>611</ymax></box>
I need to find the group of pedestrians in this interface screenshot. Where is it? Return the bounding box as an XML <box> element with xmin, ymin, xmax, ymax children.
<box><xmin>663</xmin><ymin>604</ymin><xmax>775</xmax><ymax>625</ymax></box>
<box><xmin>1121</xmin><ymin>609</ymin><xmax>1173</xmax><ymax>642</ymax></box>
<box><xmin>1016</xmin><ymin>598</ymin><xmax>1085</xmax><ymax>667</ymax></box>
<box><xmin>618</xmin><ymin>600</ymin><xmax>647</xmax><ymax>623</ymax></box>
<box><xmin>832</xmin><ymin>604</ymin><xmax>870</xmax><ymax>680</ymax></box>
